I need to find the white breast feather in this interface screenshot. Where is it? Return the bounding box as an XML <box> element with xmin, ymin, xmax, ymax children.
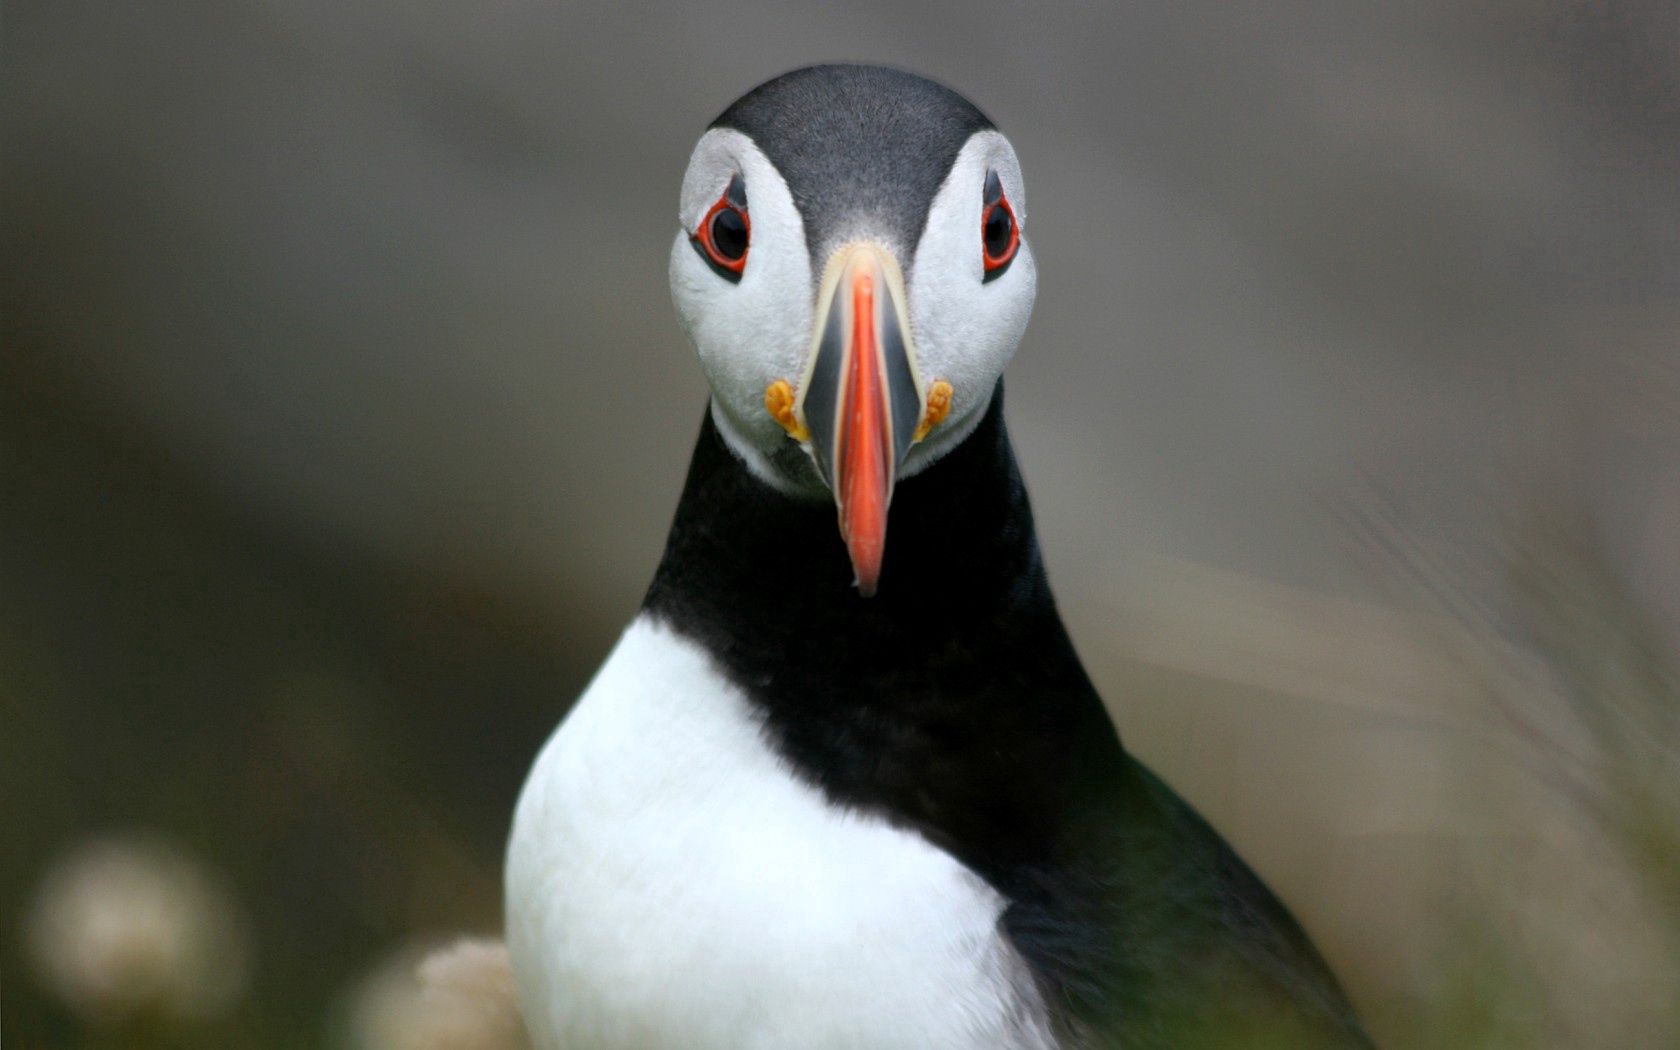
<box><xmin>505</xmin><ymin>616</ymin><xmax>1054</xmax><ymax>1049</ymax></box>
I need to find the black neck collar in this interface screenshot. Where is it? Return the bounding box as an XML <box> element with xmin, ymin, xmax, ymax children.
<box><xmin>648</xmin><ymin>386</ymin><xmax>1048</xmax><ymax>634</ymax></box>
<box><xmin>643</xmin><ymin>385</ymin><xmax>1130</xmax><ymax>876</ymax></box>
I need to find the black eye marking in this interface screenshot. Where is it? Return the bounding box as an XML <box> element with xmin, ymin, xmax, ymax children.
<box><xmin>980</xmin><ymin>169</ymin><xmax>1019</xmax><ymax>282</ymax></box>
<box><xmin>692</xmin><ymin>174</ymin><xmax>750</xmax><ymax>282</ymax></box>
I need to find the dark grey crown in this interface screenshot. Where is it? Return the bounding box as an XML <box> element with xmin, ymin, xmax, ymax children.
<box><xmin>713</xmin><ymin>65</ymin><xmax>995</xmax><ymax>267</ymax></box>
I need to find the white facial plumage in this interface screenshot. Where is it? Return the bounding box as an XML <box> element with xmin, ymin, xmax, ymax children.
<box><xmin>668</xmin><ymin>127</ymin><xmax>1037</xmax><ymax>490</ymax></box>
<box><xmin>904</xmin><ymin>130</ymin><xmax>1037</xmax><ymax>471</ymax></box>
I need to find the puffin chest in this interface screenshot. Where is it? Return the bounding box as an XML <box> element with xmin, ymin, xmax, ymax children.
<box><xmin>505</xmin><ymin>616</ymin><xmax>1054</xmax><ymax>1050</ymax></box>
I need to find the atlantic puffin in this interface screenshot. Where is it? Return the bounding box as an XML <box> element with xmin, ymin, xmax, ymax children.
<box><xmin>506</xmin><ymin>64</ymin><xmax>1370</xmax><ymax>1049</ymax></box>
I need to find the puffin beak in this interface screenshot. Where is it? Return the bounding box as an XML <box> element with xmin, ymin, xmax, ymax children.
<box><xmin>799</xmin><ymin>245</ymin><xmax>925</xmax><ymax>597</ymax></box>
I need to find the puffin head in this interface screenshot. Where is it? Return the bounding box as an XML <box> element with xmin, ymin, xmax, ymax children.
<box><xmin>669</xmin><ymin>65</ymin><xmax>1038</xmax><ymax>596</ymax></box>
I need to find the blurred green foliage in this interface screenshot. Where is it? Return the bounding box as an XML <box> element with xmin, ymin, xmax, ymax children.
<box><xmin>2</xmin><ymin>348</ymin><xmax>606</xmax><ymax>1047</ymax></box>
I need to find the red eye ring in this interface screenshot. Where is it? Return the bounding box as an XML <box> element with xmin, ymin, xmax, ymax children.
<box><xmin>981</xmin><ymin>194</ymin><xmax>1019</xmax><ymax>274</ymax></box>
<box><xmin>694</xmin><ymin>191</ymin><xmax>750</xmax><ymax>277</ymax></box>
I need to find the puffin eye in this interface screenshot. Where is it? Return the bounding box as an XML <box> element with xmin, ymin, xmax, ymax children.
<box><xmin>980</xmin><ymin>169</ymin><xmax>1018</xmax><ymax>281</ymax></box>
<box><xmin>692</xmin><ymin>175</ymin><xmax>750</xmax><ymax>281</ymax></box>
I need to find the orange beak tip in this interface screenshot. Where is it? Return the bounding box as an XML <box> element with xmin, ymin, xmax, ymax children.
<box><xmin>846</xmin><ymin>533</ymin><xmax>884</xmax><ymax>597</ymax></box>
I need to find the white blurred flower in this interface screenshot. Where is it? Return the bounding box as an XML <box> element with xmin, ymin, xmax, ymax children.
<box><xmin>25</xmin><ymin>833</ymin><xmax>251</xmax><ymax>1021</ymax></box>
<box><xmin>346</xmin><ymin>937</ymin><xmax>530</xmax><ymax>1050</ymax></box>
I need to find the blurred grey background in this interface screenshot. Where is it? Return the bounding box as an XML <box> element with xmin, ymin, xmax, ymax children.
<box><xmin>5</xmin><ymin>2</ymin><xmax>1678</xmax><ymax>1047</ymax></box>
